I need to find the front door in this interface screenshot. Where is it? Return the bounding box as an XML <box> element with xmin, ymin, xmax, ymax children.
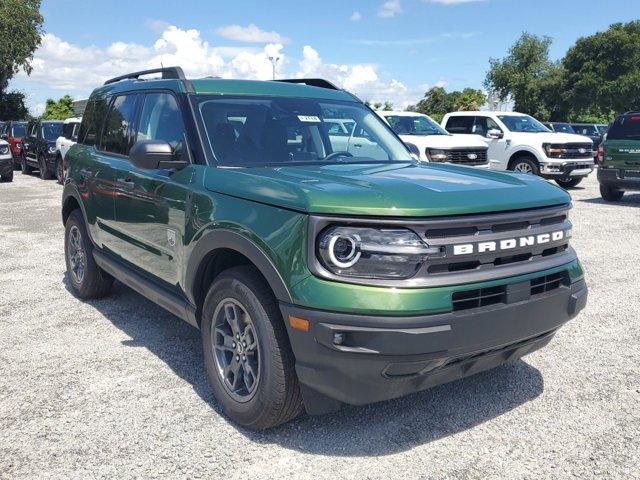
<box><xmin>473</xmin><ymin>116</ymin><xmax>508</xmax><ymax>170</ymax></box>
<box><xmin>112</xmin><ymin>91</ymin><xmax>192</xmax><ymax>288</ymax></box>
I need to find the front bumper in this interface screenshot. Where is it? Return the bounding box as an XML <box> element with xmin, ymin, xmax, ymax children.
<box><xmin>540</xmin><ymin>160</ymin><xmax>594</xmax><ymax>177</ymax></box>
<box><xmin>282</xmin><ymin>278</ymin><xmax>587</xmax><ymax>413</ymax></box>
<box><xmin>598</xmin><ymin>168</ymin><xmax>640</xmax><ymax>191</ymax></box>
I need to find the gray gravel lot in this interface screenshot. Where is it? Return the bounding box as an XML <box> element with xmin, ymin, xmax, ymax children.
<box><xmin>0</xmin><ymin>171</ymin><xmax>639</xmax><ymax>479</ymax></box>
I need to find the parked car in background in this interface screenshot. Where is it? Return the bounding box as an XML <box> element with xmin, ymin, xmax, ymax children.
<box><xmin>571</xmin><ymin>123</ymin><xmax>605</xmax><ymax>149</ymax></box>
<box><xmin>62</xmin><ymin>67</ymin><xmax>588</xmax><ymax>429</ymax></box>
<box><xmin>442</xmin><ymin>111</ymin><xmax>595</xmax><ymax>188</ymax></box>
<box><xmin>0</xmin><ymin>139</ymin><xmax>13</xmax><ymax>182</ymax></box>
<box><xmin>0</xmin><ymin>121</ymin><xmax>28</xmax><ymax>169</ymax></box>
<box><xmin>597</xmin><ymin>111</ymin><xmax>640</xmax><ymax>201</ymax></box>
<box><xmin>544</xmin><ymin>122</ymin><xmax>576</xmax><ymax>134</ymax></box>
<box><xmin>55</xmin><ymin>117</ymin><xmax>82</xmax><ymax>184</ymax></box>
<box><xmin>21</xmin><ymin>120</ymin><xmax>64</xmax><ymax>179</ymax></box>
<box><xmin>378</xmin><ymin>111</ymin><xmax>489</xmax><ymax>167</ymax></box>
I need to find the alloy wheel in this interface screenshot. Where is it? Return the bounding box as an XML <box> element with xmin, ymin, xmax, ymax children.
<box><xmin>67</xmin><ymin>225</ymin><xmax>86</xmax><ymax>284</ymax></box>
<box><xmin>514</xmin><ymin>162</ymin><xmax>533</xmax><ymax>173</ymax></box>
<box><xmin>211</xmin><ymin>298</ymin><xmax>260</xmax><ymax>402</ymax></box>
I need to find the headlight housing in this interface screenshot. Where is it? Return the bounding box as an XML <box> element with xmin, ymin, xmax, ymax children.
<box><xmin>426</xmin><ymin>148</ymin><xmax>448</xmax><ymax>162</ymax></box>
<box><xmin>0</xmin><ymin>145</ymin><xmax>9</xmax><ymax>155</ymax></box>
<box><xmin>317</xmin><ymin>226</ymin><xmax>440</xmax><ymax>279</ymax></box>
<box><xmin>48</xmin><ymin>146</ymin><xmax>57</xmax><ymax>154</ymax></box>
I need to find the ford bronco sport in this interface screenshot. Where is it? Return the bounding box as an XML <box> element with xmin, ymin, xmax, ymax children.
<box><xmin>62</xmin><ymin>67</ymin><xmax>588</xmax><ymax>429</ymax></box>
<box><xmin>597</xmin><ymin>112</ymin><xmax>640</xmax><ymax>201</ymax></box>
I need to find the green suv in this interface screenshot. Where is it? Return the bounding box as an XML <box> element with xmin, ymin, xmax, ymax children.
<box><xmin>598</xmin><ymin>112</ymin><xmax>640</xmax><ymax>201</ymax></box>
<box><xmin>62</xmin><ymin>67</ymin><xmax>588</xmax><ymax>429</ymax></box>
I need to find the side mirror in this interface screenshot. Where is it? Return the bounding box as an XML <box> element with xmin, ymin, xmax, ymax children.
<box><xmin>487</xmin><ymin>129</ymin><xmax>503</xmax><ymax>140</ymax></box>
<box><xmin>129</xmin><ymin>140</ymin><xmax>188</xmax><ymax>170</ymax></box>
<box><xmin>0</xmin><ymin>134</ymin><xmax>7</xmax><ymax>140</ymax></box>
<box><xmin>405</xmin><ymin>142</ymin><xmax>421</xmax><ymax>160</ymax></box>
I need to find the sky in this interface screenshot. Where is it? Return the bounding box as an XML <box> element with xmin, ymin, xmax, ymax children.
<box><xmin>9</xmin><ymin>0</ymin><xmax>640</xmax><ymax>115</ymax></box>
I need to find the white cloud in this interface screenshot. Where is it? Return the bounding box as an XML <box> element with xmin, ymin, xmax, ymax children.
<box><xmin>378</xmin><ymin>0</ymin><xmax>403</xmax><ymax>18</ymax></box>
<box><xmin>215</xmin><ymin>23</ymin><xmax>289</xmax><ymax>44</ymax></box>
<box><xmin>350</xmin><ymin>11</ymin><xmax>362</xmax><ymax>21</ymax></box>
<box><xmin>16</xmin><ymin>25</ymin><xmax>424</xmax><ymax>114</ymax></box>
<box><xmin>425</xmin><ymin>0</ymin><xmax>485</xmax><ymax>4</ymax></box>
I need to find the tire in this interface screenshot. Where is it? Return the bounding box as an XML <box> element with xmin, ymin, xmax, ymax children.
<box><xmin>56</xmin><ymin>155</ymin><xmax>64</xmax><ymax>185</ymax></box>
<box><xmin>509</xmin><ymin>156</ymin><xmax>539</xmax><ymax>175</ymax></box>
<box><xmin>1</xmin><ymin>170</ymin><xmax>13</xmax><ymax>182</ymax></box>
<box><xmin>555</xmin><ymin>177</ymin><xmax>583</xmax><ymax>189</ymax></box>
<box><xmin>39</xmin><ymin>155</ymin><xmax>53</xmax><ymax>180</ymax></box>
<box><xmin>600</xmin><ymin>183</ymin><xmax>624</xmax><ymax>202</ymax></box>
<box><xmin>20</xmin><ymin>155</ymin><xmax>33</xmax><ymax>174</ymax></box>
<box><xmin>64</xmin><ymin>209</ymin><xmax>113</xmax><ymax>299</ymax></box>
<box><xmin>201</xmin><ymin>265</ymin><xmax>303</xmax><ymax>429</ymax></box>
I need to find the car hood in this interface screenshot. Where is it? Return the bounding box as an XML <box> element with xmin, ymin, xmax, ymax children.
<box><xmin>398</xmin><ymin>133</ymin><xmax>487</xmax><ymax>150</ymax></box>
<box><xmin>204</xmin><ymin>162</ymin><xmax>569</xmax><ymax>217</ymax></box>
<box><xmin>518</xmin><ymin>132</ymin><xmax>593</xmax><ymax>145</ymax></box>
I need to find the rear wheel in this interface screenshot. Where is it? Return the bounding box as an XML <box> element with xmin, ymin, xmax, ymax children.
<box><xmin>64</xmin><ymin>210</ymin><xmax>113</xmax><ymax>299</ymax></box>
<box><xmin>555</xmin><ymin>177</ymin><xmax>583</xmax><ymax>189</ymax></box>
<box><xmin>20</xmin><ymin>155</ymin><xmax>33</xmax><ymax>174</ymax></box>
<box><xmin>201</xmin><ymin>265</ymin><xmax>303</xmax><ymax>429</ymax></box>
<box><xmin>56</xmin><ymin>155</ymin><xmax>64</xmax><ymax>184</ymax></box>
<box><xmin>600</xmin><ymin>184</ymin><xmax>624</xmax><ymax>202</ymax></box>
<box><xmin>39</xmin><ymin>155</ymin><xmax>53</xmax><ymax>180</ymax></box>
<box><xmin>509</xmin><ymin>156</ymin><xmax>539</xmax><ymax>175</ymax></box>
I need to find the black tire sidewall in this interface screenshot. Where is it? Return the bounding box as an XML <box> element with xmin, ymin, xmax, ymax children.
<box><xmin>56</xmin><ymin>156</ymin><xmax>64</xmax><ymax>184</ymax></box>
<box><xmin>600</xmin><ymin>183</ymin><xmax>624</xmax><ymax>202</ymax></box>
<box><xmin>511</xmin><ymin>157</ymin><xmax>539</xmax><ymax>175</ymax></box>
<box><xmin>39</xmin><ymin>155</ymin><xmax>51</xmax><ymax>180</ymax></box>
<box><xmin>556</xmin><ymin>177</ymin><xmax>583</xmax><ymax>189</ymax></box>
<box><xmin>201</xmin><ymin>270</ymin><xmax>290</xmax><ymax>428</ymax></box>
<box><xmin>20</xmin><ymin>155</ymin><xmax>29</xmax><ymax>174</ymax></box>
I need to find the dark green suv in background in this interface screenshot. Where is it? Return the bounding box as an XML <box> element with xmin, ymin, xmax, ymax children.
<box><xmin>598</xmin><ymin>112</ymin><xmax>640</xmax><ymax>201</ymax></box>
<box><xmin>62</xmin><ymin>67</ymin><xmax>588</xmax><ymax>429</ymax></box>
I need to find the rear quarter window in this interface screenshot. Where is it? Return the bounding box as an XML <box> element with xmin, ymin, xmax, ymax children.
<box><xmin>445</xmin><ymin>116</ymin><xmax>474</xmax><ymax>134</ymax></box>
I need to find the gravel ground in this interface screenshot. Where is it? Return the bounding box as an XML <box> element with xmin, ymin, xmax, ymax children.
<box><xmin>0</xmin><ymin>171</ymin><xmax>638</xmax><ymax>480</ymax></box>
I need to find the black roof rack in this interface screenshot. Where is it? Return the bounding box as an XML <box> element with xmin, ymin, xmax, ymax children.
<box><xmin>103</xmin><ymin>66</ymin><xmax>195</xmax><ymax>92</ymax></box>
<box><xmin>275</xmin><ymin>78</ymin><xmax>341</xmax><ymax>90</ymax></box>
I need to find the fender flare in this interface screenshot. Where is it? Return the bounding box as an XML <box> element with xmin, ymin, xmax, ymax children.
<box><xmin>185</xmin><ymin>229</ymin><xmax>293</xmax><ymax>305</ymax></box>
<box><xmin>507</xmin><ymin>147</ymin><xmax>542</xmax><ymax>168</ymax></box>
<box><xmin>61</xmin><ymin>182</ymin><xmax>89</xmax><ymax>228</ymax></box>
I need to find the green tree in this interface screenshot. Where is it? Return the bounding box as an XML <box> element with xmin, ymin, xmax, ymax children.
<box><xmin>0</xmin><ymin>91</ymin><xmax>29</xmax><ymax>121</ymax></box>
<box><xmin>562</xmin><ymin>21</ymin><xmax>640</xmax><ymax>119</ymax></box>
<box><xmin>407</xmin><ymin>86</ymin><xmax>486</xmax><ymax>122</ymax></box>
<box><xmin>0</xmin><ymin>0</ymin><xmax>43</xmax><ymax>93</ymax></box>
<box><xmin>41</xmin><ymin>95</ymin><xmax>75</xmax><ymax>120</ymax></box>
<box><xmin>484</xmin><ymin>32</ymin><xmax>561</xmax><ymax>119</ymax></box>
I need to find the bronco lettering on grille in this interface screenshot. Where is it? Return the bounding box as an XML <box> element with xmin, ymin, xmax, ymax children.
<box><xmin>453</xmin><ymin>230</ymin><xmax>567</xmax><ymax>256</ymax></box>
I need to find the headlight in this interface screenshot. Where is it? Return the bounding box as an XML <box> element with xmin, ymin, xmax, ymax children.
<box><xmin>542</xmin><ymin>143</ymin><xmax>564</xmax><ymax>158</ymax></box>
<box><xmin>317</xmin><ymin>226</ymin><xmax>440</xmax><ymax>279</ymax></box>
<box><xmin>48</xmin><ymin>146</ymin><xmax>57</xmax><ymax>154</ymax></box>
<box><xmin>426</xmin><ymin>148</ymin><xmax>448</xmax><ymax>162</ymax></box>
<box><xmin>0</xmin><ymin>145</ymin><xmax>8</xmax><ymax>155</ymax></box>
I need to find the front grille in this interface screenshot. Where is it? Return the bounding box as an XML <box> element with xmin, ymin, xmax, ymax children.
<box><xmin>445</xmin><ymin>148</ymin><xmax>488</xmax><ymax>166</ymax></box>
<box><xmin>452</xmin><ymin>271</ymin><xmax>568</xmax><ymax>312</ymax></box>
<box><xmin>546</xmin><ymin>143</ymin><xmax>594</xmax><ymax>159</ymax></box>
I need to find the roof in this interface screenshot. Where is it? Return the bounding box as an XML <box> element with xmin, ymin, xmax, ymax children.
<box><xmin>94</xmin><ymin>76</ymin><xmax>357</xmax><ymax>103</ymax></box>
<box><xmin>444</xmin><ymin>111</ymin><xmax>527</xmax><ymax>117</ymax></box>
<box><xmin>377</xmin><ymin>111</ymin><xmax>428</xmax><ymax>116</ymax></box>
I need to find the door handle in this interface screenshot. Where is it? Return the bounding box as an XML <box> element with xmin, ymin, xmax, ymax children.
<box><xmin>353</xmin><ymin>143</ymin><xmax>363</xmax><ymax>148</ymax></box>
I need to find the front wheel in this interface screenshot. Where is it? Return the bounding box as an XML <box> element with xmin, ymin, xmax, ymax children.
<box><xmin>56</xmin><ymin>155</ymin><xmax>64</xmax><ymax>184</ymax></box>
<box><xmin>600</xmin><ymin>184</ymin><xmax>624</xmax><ymax>202</ymax></box>
<box><xmin>64</xmin><ymin>210</ymin><xmax>113</xmax><ymax>299</ymax></box>
<box><xmin>39</xmin><ymin>155</ymin><xmax>53</xmax><ymax>180</ymax></box>
<box><xmin>555</xmin><ymin>177</ymin><xmax>583</xmax><ymax>189</ymax></box>
<box><xmin>509</xmin><ymin>156</ymin><xmax>539</xmax><ymax>175</ymax></box>
<box><xmin>0</xmin><ymin>170</ymin><xmax>13</xmax><ymax>182</ymax></box>
<box><xmin>20</xmin><ymin>155</ymin><xmax>33</xmax><ymax>174</ymax></box>
<box><xmin>201</xmin><ymin>266</ymin><xmax>303</xmax><ymax>429</ymax></box>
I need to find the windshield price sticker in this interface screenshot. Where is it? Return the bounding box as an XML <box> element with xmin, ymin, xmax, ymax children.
<box><xmin>298</xmin><ymin>115</ymin><xmax>321</xmax><ymax>123</ymax></box>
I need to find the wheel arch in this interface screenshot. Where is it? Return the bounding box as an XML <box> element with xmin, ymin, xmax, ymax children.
<box><xmin>507</xmin><ymin>149</ymin><xmax>540</xmax><ymax>170</ymax></box>
<box><xmin>186</xmin><ymin>230</ymin><xmax>293</xmax><ymax>324</ymax></box>
<box><xmin>61</xmin><ymin>183</ymin><xmax>88</xmax><ymax>227</ymax></box>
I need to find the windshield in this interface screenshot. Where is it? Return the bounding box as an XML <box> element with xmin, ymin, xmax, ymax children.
<box><xmin>385</xmin><ymin>115</ymin><xmax>448</xmax><ymax>136</ymax></box>
<box><xmin>498</xmin><ymin>115</ymin><xmax>549</xmax><ymax>133</ymax></box>
<box><xmin>596</xmin><ymin>124</ymin><xmax>609</xmax><ymax>135</ymax></box>
<box><xmin>607</xmin><ymin>115</ymin><xmax>640</xmax><ymax>140</ymax></box>
<box><xmin>41</xmin><ymin>123</ymin><xmax>63</xmax><ymax>141</ymax></box>
<box><xmin>572</xmin><ymin>124</ymin><xmax>598</xmax><ymax>136</ymax></box>
<box><xmin>12</xmin><ymin>123</ymin><xmax>27</xmax><ymax>137</ymax></box>
<box><xmin>553</xmin><ymin>123</ymin><xmax>575</xmax><ymax>134</ymax></box>
<box><xmin>194</xmin><ymin>96</ymin><xmax>413</xmax><ymax>166</ymax></box>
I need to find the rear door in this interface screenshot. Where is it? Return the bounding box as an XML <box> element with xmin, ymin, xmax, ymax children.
<box><xmin>23</xmin><ymin>122</ymin><xmax>38</xmax><ymax>163</ymax></box>
<box><xmin>111</xmin><ymin>91</ymin><xmax>193</xmax><ymax>288</ymax></box>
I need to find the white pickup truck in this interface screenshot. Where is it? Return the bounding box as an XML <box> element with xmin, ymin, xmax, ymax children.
<box><xmin>378</xmin><ymin>111</ymin><xmax>489</xmax><ymax>168</ymax></box>
<box><xmin>55</xmin><ymin>117</ymin><xmax>81</xmax><ymax>184</ymax></box>
<box><xmin>441</xmin><ymin>111</ymin><xmax>595</xmax><ymax>188</ymax></box>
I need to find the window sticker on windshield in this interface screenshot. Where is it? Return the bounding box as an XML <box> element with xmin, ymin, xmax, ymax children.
<box><xmin>298</xmin><ymin>115</ymin><xmax>321</xmax><ymax>123</ymax></box>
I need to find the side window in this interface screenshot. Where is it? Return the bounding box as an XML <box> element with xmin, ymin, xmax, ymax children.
<box><xmin>473</xmin><ymin>116</ymin><xmax>501</xmax><ymax>137</ymax></box>
<box><xmin>79</xmin><ymin>96</ymin><xmax>110</xmax><ymax>147</ymax></box>
<box><xmin>62</xmin><ymin>123</ymin><xmax>73</xmax><ymax>140</ymax></box>
<box><xmin>445</xmin><ymin>116</ymin><xmax>474</xmax><ymax>134</ymax></box>
<box><xmin>101</xmin><ymin>94</ymin><xmax>138</xmax><ymax>155</ymax></box>
<box><xmin>72</xmin><ymin>123</ymin><xmax>80</xmax><ymax>141</ymax></box>
<box><xmin>136</xmin><ymin>93</ymin><xmax>186</xmax><ymax>160</ymax></box>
